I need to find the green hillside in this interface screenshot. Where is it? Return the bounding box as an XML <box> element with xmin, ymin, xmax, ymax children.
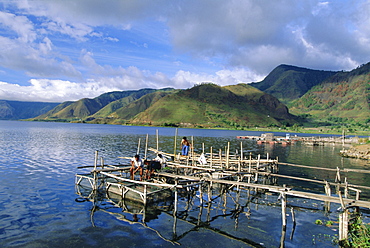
<box><xmin>289</xmin><ymin>63</ymin><xmax>370</xmax><ymax>123</ymax></box>
<box><xmin>131</xmin><ymin>83</ymin><xmax>296</xmax><ymax>128</ymax></box>
<box><xmin>251</xmin><ymin>64</ymin><xmax>337</xmax><ymax>103</ymax></box>
<box><xmin>87</xmin><ymin>90</ymin><xmax>177</xmax><ymax>124</ymax></box>
<box><xmin>32</xmin><ymin>88</ymin><xmax>171</xmax><ymax>121</ymax></box>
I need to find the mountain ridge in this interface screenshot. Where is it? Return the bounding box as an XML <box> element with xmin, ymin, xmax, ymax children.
<box><xmin>250</xmin><ymin>64</ymin><xmax>338</xmax><ymax>103</ymax></box>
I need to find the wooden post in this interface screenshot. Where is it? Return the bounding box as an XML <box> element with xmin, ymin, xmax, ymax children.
<box><xmin>219</xmin><ymin>149</ymin><xmax>222</xmax><ymax>169</ymax></box>
<box><xmin>339</xmin><ymin>209</ymin><xmax>349</xmax><ymax>241</ymax></box>
<box><xmin>324</xmin><ymin>180</ymin><xmax>331</xmax><ymax>212</ymax></box>
<box><xmin>156</xmin><ymin>129</ymin><xmax>159</xmax><ymax>151</ymax></box>
<box><xmin>281</xmin><ymin>193</ymin><xmax>287</xmax><ymax>227</ymax></box>
<box><xmin>173</xmin><ymin>182</ymin><xmax>178</xmax><ymax>237</ymax></box>
<box><xmin>144</xmin><ymin>134</ymin><xmax>148</xmax><ymax>159</ymax></box>
<box><xmin>143</xmin><ymin>185</ymin><xmax>147</xmax><ymax>206</ymax></box>
<box><xmin>100</xmin><ymin>157</ymin><xmax>104</xmax><ymax>169</ymax></box>
<box><xmin>344</xmin><ymin>177</ymin><xmax>348</xmax><ymax>198</ymax></box>
<box><xmin>240</xmin><ymin>142</ymin><xmax>243</xmax><ymax>161</ymax></box>
<box><xmin>290</xmin><ymin>207</ymin><xmax>296</xmax><ymax>240</ymax></box>
<box><xmin>335</xmin><ymin>167</ymin><xmax>341</xmax><ymax>183</ymax></box>
<box><xmin>93</xmin><ymin>151</ymin><xmax>98</xmax><ymax>190</ymax></box>
<box><xmin>255</xmin><ymin>154</ymin><xmax>260</xmax><ymax>181</ymax></box>
<box><xmin>226</xmin><ymin>142</ymin><xmax>230</xmax><ymax>169</ymax></box>
<box><xmin>249</xmin><ymin>152</ymin><xmax>252</xmax><ymax>173</ymax></box>
<box><xmin>173</xmin><ymin>128</ymin><xmax>178</xmax><ymax>157</ymax></box>
<box><xmin>202</xmin><ymin>143</ymin><xmax>205</xmax><ymax>154</ymax></box>
<box><xmin>94</xmin><ymin>150</ymin><xmax>98</xmax><ymax>171</ymax></box>
<box><xmin>137</xmin><ymin>138</ymin><xmax>141</xmax><ymax>155</ymax></box>
<box><xmin>191</xmin><ymin>136</ymin><xmax>194</xmax><ymax>166</ymax></box>
<box><xmin>324</xmin><ymin>181</ymin><xmax>331</xmax><ymax>196</ymax></box>
<box><xmin>210</xmin><ymin>147</ymin><xmax>213</xmax><ymax>169</ymax></box>
<box><xmin>280</xmin><ymin>192</ymin><xmax>287</xmax><ymax>248</ymax></box>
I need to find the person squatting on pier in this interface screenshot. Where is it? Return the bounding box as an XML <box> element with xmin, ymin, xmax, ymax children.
<box><xmin>146</xmin><ymin>154</ymin><xmax>166</xmax><ymax>179</ymax></box>
<box><xmin>130</xmin><ymin>154</ymin><xmax>144</xmax><ymax>180</ymax></box>
<box><xmin>181</xmin><ymin>137</ymin><xmax>191</xmax><ymax>156</ymax></box>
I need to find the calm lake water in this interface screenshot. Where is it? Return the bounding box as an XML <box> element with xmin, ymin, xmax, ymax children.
<box><xmin>0</xmin><ymin>120</ymin><xmax>369</xmax><ymax>247</ymax></box>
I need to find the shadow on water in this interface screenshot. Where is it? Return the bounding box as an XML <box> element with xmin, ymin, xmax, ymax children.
<box><xmin>75</xmin><ymin>177</ymin><xmax>347</xmax><ymax>247</ymax></box>
<box><xmin>1</xmin><ymin>121</ymin><xmax>369</xmax><ymax>247</ymax></box>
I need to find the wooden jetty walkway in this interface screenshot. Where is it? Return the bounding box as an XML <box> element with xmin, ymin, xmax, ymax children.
<box><xmin>236</xmin><ymin>132</ymin><xmax>359</xmax><ymax>146</ymax></box>
<box><xmin>75</xmin><ymin>131</ymin><xmax>370</xmax><ymax>245</ymax></box>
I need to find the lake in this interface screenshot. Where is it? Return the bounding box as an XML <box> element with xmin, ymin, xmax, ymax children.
<box><xmin>0</xmin><ymin>120</ymin><xmax>369</xmax><ymax>247</ymax></box>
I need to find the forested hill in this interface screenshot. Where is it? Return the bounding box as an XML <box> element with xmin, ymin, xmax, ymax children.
<box><xmin>30</xmin><ymin>83</ymin><xmax>297</xmax><ymax>128</ymax></box>
<box><xmin>33</xmin><ymin>88</ymin><xmax>175</xmax><ymax>122</ymax></box>
<box><xmin>250</xmin><ymin>64</ymin><xmax>338</xmax><ymax>103</ymax></box>
<box><xmin>289</xmin><ymin>62</ymin><xmax>370</xmax><ymax>122</ymax></box>
<box><xmin>130</xmin><ymin>83</ymin><xmax>297</xmax><ymax>128</ymax></box>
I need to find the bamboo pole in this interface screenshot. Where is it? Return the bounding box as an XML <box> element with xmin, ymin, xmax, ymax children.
<box><xmin>143</xmin><ymin>185</ymin><xmax>147</xmax><ymax>205</ymax></box>
<box><xmin>226</xmin><ymin>142</ymin><xmax>230</xmax><ymax>169</ymax></box>
<box><xmin>173</xmin><ymin>128</ymin><xmax>178</xmax><ymax>157</ymax></box>
<box><xmin>339</xmin><ymin>209</ymin><xmax>349</xmax><ymax>241</ymax></box>
<box><xmin>94</xmin><ymin>150</ymin><xmax>98</xmax><ymax>171</ymax></box>
<box><xmin>191</xmin><ymin>136</ymin><xmax>194</xmax><ymax>166</ymax></box>
<box><xmin>156</xmin><ymin>129</ymin><xmax>159</xmax><ymax>151</ymax></box>
<box><xmin>219</xmin><ymin>149</ymin><xmax>222</xmax><ymax>169</ymax></box>
<box><xmin>144</xmin><ymin>134</ymin><xmax>148</xmax><ymax>159</ymax></box>
<box><xmin>281</xmin><ymin>192</ymin><xmax>287</xmax><ymax>228</ymax></box>
<box><xmin>137</xmin><ymin>138</ymin><xmax>141</xmax><ymax>155</ymax></box>
<box><xmin>210</xmin><ymin>147</ymin><xmax>213</xmax><ymax>169</ymax></box>
<box><xmin>240</xmin><ymin>142</ymin><xmax>243</xmax><ymax>161</ymax></box>
<box><xmin>93</xmin><ymin>151</ymin><xmax>98</xmax><ymax>190</ymax></box>
<box><xmin>289</xmin><ymin>207</ymin><xmax>296</xmax><ymax>241</ymax></box>
<box><xmin>101</xmin><ymin>157</ymin><xmax>104</xmax><ymax>169</ymax></box>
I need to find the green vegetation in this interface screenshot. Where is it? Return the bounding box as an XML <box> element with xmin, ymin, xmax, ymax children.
<box><xmin>130</xmin><ymin>83</ymin><xmax>297</xmax><ymax>128</ymax></box>
<box><xmin>289</xmin><ymin>62</ymin><xmax>370</xmax><ymax>124</ymax></box>
<box><xmin>342</xmin><ymin>216</ymin><xmax>370</xmax><ymax>247</ymax></box>
<box><xmin>314</xmin><ymin>215</ymin><xmax>370</xmax><ymax>247</ymax></box>
<box><xmin>250</xmin><ymin>64</ymin><xmax>337</xmax><ymax>103</ymax></box>
<box><xmin>4</xmin><ymin>62</ymin><xmax>370</xmax><ymax>135</ymax></box>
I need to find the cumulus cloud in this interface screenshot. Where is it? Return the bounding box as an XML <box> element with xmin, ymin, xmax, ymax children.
<box><xmin>167</xmin><ymin>0</ymin><xmax>370</xmax><ymax>73</ymax></box>
<box><xmin>0</xmin><ymin>65</ymin><xmax>262</xmax><ymax>102</ymax></box>
<box><xmin>0</xmin><ymin>0</ymin><xmax>370</xmax><ymax>102</ymax></box>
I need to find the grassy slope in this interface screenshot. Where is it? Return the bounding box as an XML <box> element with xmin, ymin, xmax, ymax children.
<box><xmin>33</xmin><ymin>88</ymin><xmax>173</xmax><ymax>120</ymax></box>
<box><xmin>289</xmin><ymin>64</ymin><xmax>370</xmax><ymax>122</ymax></box>
<box><xmin>131</xmin><ymin>83</ymin><xmax>296</xmax><ymax>127</ymax></box>
<box><xmin>250</xmin><ymin>64</ymin><xmax>337</xmax><ymax>103</ymax></box>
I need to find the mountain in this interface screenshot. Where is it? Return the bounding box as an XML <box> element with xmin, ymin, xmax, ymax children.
<box><xmin>130</xmin><ymin>83</ymin><xmax>297</xmax><ymax>128</ymax></box>
<box><xmin>86</xmin><ymin>89</ymin><xmax>177</xmax><ymax>124</ymax></box>
<box><xmin>250</xmin><ymin>64</ymin><xmax>338</xmax><ymax>103</ymax></box>
<box><xmin>289</xmin><ymin>63</ymin><xmax>370</xmax><ymax>122</ymax></box>
<box><xmin>33</xmin><ymin>88</ymin><xmax>174</xmax><ymax>121</ymax></box>
<box><xmin>0</xmin><ymin>100</ymin><xmax>59</xmax><ymax>120</ymax></box>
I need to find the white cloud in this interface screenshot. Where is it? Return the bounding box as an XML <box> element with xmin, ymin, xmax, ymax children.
<box><xmin>0</xmin><ymin>0</ymin><xmax>369</xmax><ymax>103</ymax></box>
<box><xmin>0</xmin><ymin>11</ymin><xmax>36</xmax><ymax>42</ymax></box>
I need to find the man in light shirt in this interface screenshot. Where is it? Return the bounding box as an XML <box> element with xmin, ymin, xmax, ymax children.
<box><xmin>130</xmin><ymin>154</ymin><xmax>144</xmax><ymax>180</ymax></box>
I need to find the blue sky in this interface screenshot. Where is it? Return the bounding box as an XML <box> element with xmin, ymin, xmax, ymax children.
<box><xmin>0</xmin><ymin>0</ymin><xmax>369</xmax><ymax>102</ymax></box>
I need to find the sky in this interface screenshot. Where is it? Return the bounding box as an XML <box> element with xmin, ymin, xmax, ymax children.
<box><xmin>0</xmin><ymin>0</ymin><xmax>369</xmax><ymax>102</ymax></box>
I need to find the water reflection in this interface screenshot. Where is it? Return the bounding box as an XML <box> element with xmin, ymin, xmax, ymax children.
<box><xmin>76</xmin><ymin>177</ymin><xmax>344</xmax><ymax>248</ymax></box>
<box><xmin>1</xmin><ymin>121</ymin><xmax>369</xmax><ymax>247</ymax></box>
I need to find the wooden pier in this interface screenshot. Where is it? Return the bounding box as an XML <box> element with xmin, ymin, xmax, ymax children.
<box><xmin>75</xmin><ymin>132</ymin><xmax>370</xmax><ymax>245</ymax></box>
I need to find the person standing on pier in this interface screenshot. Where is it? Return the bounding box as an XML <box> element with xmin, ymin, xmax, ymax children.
<box><xmin>130</xmin><ymin>154</ymin><xmax>144</xmax><ymax>180</ymax></box>
<box><xmin>181</xmin><ymin>137</ymin><xmax>191</xmax><ymax>156</ymax></box>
